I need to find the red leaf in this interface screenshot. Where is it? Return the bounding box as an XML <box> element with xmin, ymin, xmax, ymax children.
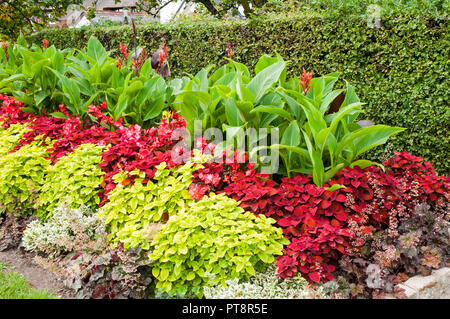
<box><xmin>299</xmin><ymin>266</ymin><xmax>310</xmax><ymax>273</ymax></box>
<box><xmin>331</xmin><ymin>219</ymin><xmax>340</xmax><ymax>227</ymax></box>
<box><xmin>309</xmin><ymin>272</ymin><xmax>321</xmax><ymax>283</ymax></box>
<box><xmin>305</xmin><ymin>218</ymin><xmax>316</xmax><ymax>228</ymax></box>
<box><xmin>351</xmin><ymin>180</ymin><xmax>361</xmax><ymax>188</ymax></box>
<box><xmin>335</xmin><ymin>210</ymin><xmax>348</xmax><ymax>221</ymax></box>
<box><xmin>321</xmin><ymin>200</ymin><xmax>331</xmax><ymax>209</ymax></box>
<box><xmin>278</xmin><ymin>218</ymin><xmax>294</xmax><ymax>227</ymax></box>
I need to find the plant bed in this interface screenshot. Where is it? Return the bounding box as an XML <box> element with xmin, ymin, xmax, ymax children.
<box><xmin>0</xmin><ymin>37</ymin><xmax>448</xmax><ymax>299</ymax></box>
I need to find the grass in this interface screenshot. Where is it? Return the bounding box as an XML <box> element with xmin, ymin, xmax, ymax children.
<box><xmin>0</xmin><ymin>262</ymin><xmax>58</xmax><ymax>299</ymax></box>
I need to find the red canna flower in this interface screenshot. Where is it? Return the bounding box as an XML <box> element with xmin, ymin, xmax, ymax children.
<box><xmin>1</xmin><ymin>42</ymin><xmax>9</xmax><ymax>62</ymax></box>
<box><xmin>119</xmin><ymin>42</ymin><xmax>129</xmax><ymax>60</ymax></box>
<box><xmin>157</xmin><ymin>40</ymin><xmax>168</xmax><ymax>71</ymax></box>
<box><xmin>42</xmin><ymin>39</ymin><xmax>48</xmax><ymax>49</ymax></box>
<box><xmin>300</xmin><ymin>68</ymin><xmax>313</xmax><ymax>94</ymax></box>
<box><xmin>227</xmin><ymin>43</ymin><xmax>233</xmax><ymax>58</ymax></box>
<box><xmin>116</xmin><ymin>57</ymin><xmax>123</xmax><ymax>70</ymax></box>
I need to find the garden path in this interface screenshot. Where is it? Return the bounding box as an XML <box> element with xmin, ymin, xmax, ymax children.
<box><xmin>0</xmin><ymin>248</ymin><xmax>74</xmax><ymax>299</ymax></box>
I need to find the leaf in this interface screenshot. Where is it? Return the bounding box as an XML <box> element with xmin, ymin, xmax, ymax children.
<box><xmin>143</xmin><ymin>97</ymin><xmax>166</xmax><ymax>121</ymax></box>
<box><xmin>349</xmin><ymin>160</ymin><xmax>384</xmax><ymax>170</ymax></box>
<box><xmin>247</xmin><ymin>61</ymin><xmax>286</xmax><ymax>103</ymax></box>
<box><xmin>325</xmin><ymin>184</ymin><xmax>346</xmax><ymax>192</ymax></box>
<box><xmin>160</xmin><ymin>268</ymin><xmax>169</xmax><ymax>281</ymax></box>
<box><xmin>281</xmin><ymin>121</ymin><xmax>300</xmax><ymax>147</ymax></box>
<box><xmin>49</xmin><ymin>112</ymin><xmax>68</xmax><ymax>119</ymax></box>
<box><xmin>250</xmin><ymin>105</ymin><xmax>293</xmax><ymax>121</ymax></box>
<box><xmin>303</xmin><ymin>131</ymin><xmax>324</xmax><ymax>186</ymax></box>
<box><xmin>86</xmin><ymin>36</ymin><xmax>108</xmax><ymax>65</ymax></box>
<box><xmin>336</xmin><ymin>125</ymin><xmax>405</xmax><ymax>159</ymax></box>
<box><xmin>186</xmin><ymin>272</ymin><xmax>196</xmax><ymax>281</ymax></box>
<box><xmin>236</xmin><ymin>76</ymin><xmax>255</xmax><ymax>103</ymax></box>
<box><xmin>319</xmin><ymin>89</ymin><xmax>345</xmax><ymax>114</ymax></box>
<box><xmin>225</xmin><ymin>98</ymin><xmax>244</xmax><ymax>127</ymax></box>
<box><xmin>309</xmin><ymin>272</ymin><xmax>321</xmax><ymax>283</ymax></box>
<box><xmin>254</xmin><ymin>55</ymin><xmax>283</xmax><ymax>74</ymax></box>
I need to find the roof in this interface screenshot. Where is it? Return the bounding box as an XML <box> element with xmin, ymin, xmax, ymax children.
<box><xmin>94</xmin><ymin>0</ymin><xmax>139</xmax><ymax>10</ymax></box>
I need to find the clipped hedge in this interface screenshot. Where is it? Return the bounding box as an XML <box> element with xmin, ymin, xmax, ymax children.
<box><xmin>31</xmin><ymin>11</ymin><xmax>449</xmax><ymax>174</ymax></box>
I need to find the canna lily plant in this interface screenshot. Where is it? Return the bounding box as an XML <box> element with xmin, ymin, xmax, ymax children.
<box><xmin>259</xmin><ymin>70</ymin><xmax>405</xmax><ymax>185</ymax></box>
<box><xmin>0</xmin><ymin>36</ymin><xmax>172</xmax><ymax>127</ymax></box>
<box><xmin>171</xmin><ymin>54</ymin><xmax>288</xmax><ymax>149</ymax></box>
<box><xmin>173</xmin><ymin>54</ymin><xmax>404</xmax><ymax>185</ymax></box>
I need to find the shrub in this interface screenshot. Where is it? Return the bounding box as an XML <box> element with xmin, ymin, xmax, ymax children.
<box><xmin>0</xmin><ymin>135</ymin><xmax>52</xmax><ymax>216</ymax></box>
<box><xmin>0</xmin><ymin>94</ymin><xmax>35</xmax><ymax>127</ymax></box>
<box><xmin>203</xmin><ymin>264</ymin><xmax>325</xmax><ymax>299</ymax></box>
<box><xmin>0</xmin><ymin>214</ymin><xmax>35</xmax><ymax>251</ymax></box>
<box><xmin>22</xmin><ymin>203</ymin><xmax>107</xmax><ymax>256</ymax></box>
<box><xmin>32</xmin><ymin>12</ymin><xmax>449</xmax><ymax>174</ymax></box>
<box><xmin>99</xmin><ymin>161</ymin><xmax>201</xmax><ymax>250</ymax></box>
<box><xmin>0</xmin><ymin>122</ymin><xmax>30</xmax><ymax>157</ymax></box>
<box><xmin>175</xmin><ymin>56</ymin><xmax>403</xmax><ymax>183</ymax></box>
<box><xmin>37</xmin><ymin>143</ymin><xmax>106</xmax><ymax>219</ymax></box>
<box><xmin>335</xmin><ymin>202</ymin><xmax>450</xmax><ymax>299</ymax></box>
<box><xmin>63</xmin><ymin>243</ymin><xmax>152</xmax><ymax>299</ymax></box>
<box><xmin>46</xmin><ymin>123</ymin><xmax>115</xmax><ymax>163</ymax></box>
<box><xmin>11</xmin><ymin>115</ymin><xmax>79</xmax><ymax>153</ymax></box>
<box><xmin>149</xmin><ymin>193</ymin><xmax>289</xmax><ymax>298</ymax></box>
<box><xmin>0</xmin><ymin>36</ymin><xmax>170</xmax><ymax>127</ymax></box>
<box><xmin>224</xmin><ymin>152</ymin><xmax>449</xmax><ymax>283</ymax></box>
<box><xmin>98</xmin><ymin>111</ymin><xmax>187</xmax><ymax>204</ymax></box>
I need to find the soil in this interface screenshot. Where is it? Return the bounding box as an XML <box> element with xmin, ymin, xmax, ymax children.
<box><xmin>0</xmin><ymin>248</ymin><xmax>75</xmax><ymax>299</ymax></box>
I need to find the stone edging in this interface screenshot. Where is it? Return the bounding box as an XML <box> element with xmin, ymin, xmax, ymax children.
<box><xmin>393</xmin><ymin>267</ymin><xmax>450</xmax><ymax>299</ymax></box>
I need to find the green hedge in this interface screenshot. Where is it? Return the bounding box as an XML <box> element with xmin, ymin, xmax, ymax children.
<box><xmin>31</xmin><ymin>11</ymin><xmax>449</xmax><ymax>174</ymax></box>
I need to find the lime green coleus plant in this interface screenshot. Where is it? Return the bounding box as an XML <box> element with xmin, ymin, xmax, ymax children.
<box><xmin>0</xmin><ymin>122</ymin><xmax>31</xmax><ymax>157</ymax></box>
<box><xmin>149</xmin><ymin>193</ymin><xmax>289</xmax><ymax>298</ymax></box>
<box><xmin>37</xmin><ymin>143</ymin><xmax>106</xmax><ymax>220</ymax></box>
<box><xmin>99</xmin><ymin>161</ymin><xmax>202</xmax><ymax>250</ymax></box>
<box><xmin>0</xmin><ymin>135</ymin><xmax>53</xmax><ymax>216</ymax></box>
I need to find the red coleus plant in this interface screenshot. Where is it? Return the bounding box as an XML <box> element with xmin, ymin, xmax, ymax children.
<box><xmin>88</xmin><ymin>102</ymin><xmax>124</xmax><ymax>130</ymax></box>
<box><xmin>0</xmin><ymin>94</ymin><xmax>35</xmax><ymax>127</ymax></box>
<box><xmin>188</xmin><ymin>139</ymin><xmax>257</xmax><ymax>200</ymax></box>
<box><xmin>98</xmin><ymin>111</ymin><xmax>188</xmax><ymax>204</ymax></box>
<box><xmin>224</xmin><ymin>154</ymin><xmax>449</xmax><ymax>284</ymax></box>
<box><xmin>46</xmin><ymin>124</ymin><xmax>117</xmax><ymax>163</ymax></box>
<box><xmin>11</xmin><ymin>115</ymin><xmax>78</xmax><ymax>151</ymax></box>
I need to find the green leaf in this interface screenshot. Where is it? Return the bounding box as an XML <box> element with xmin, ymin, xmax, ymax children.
<box><xmin>225</xmin><ymin>98</ymin><xmax>244</xmax><ymax>127</ymax></box>
<box><xmin>250</xmin><ymin>105</ymin><xmax>293</xmax><ymax>121</ymax></box>
<box><xmin>281</xmin><ymin>121</ymin><xmax>300</xmax><ymax>147</ymax></box>
<box><xmin>86</xmin><ymin>36</ymin><xmax>108</xmax><ymax>65</ymax></box>
<box><xmin>247</xmin><ymin>61</ymin><xmax>286</xmax><ymax>103</ymax></box>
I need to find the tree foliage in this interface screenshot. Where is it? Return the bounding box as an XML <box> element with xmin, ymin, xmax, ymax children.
<box><xmin>130</xmin><ymin>0</ymin><xmax>270</xmax><ymax>17</ymax></box>
<box><xmin>0</xmin><ymin>0</ymin><xmax>82</xmax><ymax>40</ymax></box>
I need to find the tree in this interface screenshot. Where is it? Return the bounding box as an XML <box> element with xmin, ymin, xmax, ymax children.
<box><xmin>0</xmin><ymin>0</ymin><xmax>82</xmax><ymax>40</ymax></box>
<box><xmin>132</xmin><ymin>0</ymin><xmax>270</xmax><ymax>17</ymax></box>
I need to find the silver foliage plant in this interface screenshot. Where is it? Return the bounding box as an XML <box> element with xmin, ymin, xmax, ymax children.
<box><xmin>22</xmin><ymin>202</ymin><xmax>107</xmax><ymax>256</ymax></box>
<box><xmin>203</xmin><ymin>264</ymin><xmax>328</xmax><ymax>299</ymax></box>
